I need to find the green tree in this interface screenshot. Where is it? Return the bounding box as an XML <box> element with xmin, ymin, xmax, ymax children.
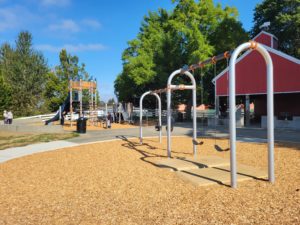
<box><xmin>43</xmin><ymin>71</ymin><xmax>65</xmax><ymax>111</ymax></box>
<box><xmin>206</xmin><ymin>17</ymin><xmax>249</xmax><ymax>103</ymax></box>
<box><xmin>0</xmin><ymin>72</ymin><xmax>12</xmax><ymax>116</ymax></box>
<box><xmin>251</xmin><ymin>0</ymin><xmax>300</xmax><ymax>58</ymax></box>
<box><xmin>0</xmin><ymin>44</ymin><xmax>13</xmax><ymax>115</ymax></box>
<box><xmin>0</xmin><ymin>31</ymin><xmax>48</xmax><ymax>116</ymax></box>
<box><xmin>115</xmin><ymin>0</ymin><xmax>247</xmax><ymax>112</ymax></box>
<box><xmin>45</xmin><ymin>49</ymin><xmax>93</xmax><ymax>112</ymax></box>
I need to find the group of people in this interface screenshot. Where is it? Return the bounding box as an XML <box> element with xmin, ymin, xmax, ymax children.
<box><xmin>3</xmin><ymin>110</ymin><xmax>13</xmax><ymax>125</ymax></box>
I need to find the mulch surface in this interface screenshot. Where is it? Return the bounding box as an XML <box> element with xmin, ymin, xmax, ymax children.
<box><xmin>0</xmin><ymin>137</ymin><xmax>299</xmax><ymax>224</ymax></box>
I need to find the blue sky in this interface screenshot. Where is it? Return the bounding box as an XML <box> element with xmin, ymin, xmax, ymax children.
<box><xmin>0</xmin><ymin>0</ymin><xmax>262</xmax><ymax>101</ymax></box>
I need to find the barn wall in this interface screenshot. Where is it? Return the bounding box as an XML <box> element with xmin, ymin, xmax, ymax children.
<box><xmin>216</xmin><ymin>51</ymin><xmax>300</xmax><ymax>96</ymax></box>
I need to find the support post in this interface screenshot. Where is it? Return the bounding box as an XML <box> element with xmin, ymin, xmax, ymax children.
<box><xmin>69</xmin><ymin>80</ymin><xmax>73</xmax><ymax>127</ymax></box>
<box><xmin>229</xmin><ymin>41</ymin><xmax>274</xmax><ymax>188</ymax></box>
<box><xmin>79</xmin><ymin>79</ymin><xmax>82</xmax><ymax>118</ymax></box>
<box><xmin>245</xmin><ymin>95</ymin><xmax>250</xmax><ymax>127</ymax></box>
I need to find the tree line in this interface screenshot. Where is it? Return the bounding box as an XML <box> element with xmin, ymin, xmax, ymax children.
<box><xmin>0</xmin><ymin>31</ymin><xmax>97</xmax><ymax>117</ymax></box>
<box><xmin>114</xmin><ymin>0</ymin><xmax>299</xmax><ymax>110</ymax></box>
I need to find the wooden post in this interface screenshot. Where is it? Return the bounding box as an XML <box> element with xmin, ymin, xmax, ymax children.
<box><xmin>245</xmin><ymin>95</ymin><xmax>250</xmax><ymax>127</ymax></box>
<box><xmin>69</xmin><ymin>80</ymin><xmax>73</xmax><ymax>127</ymax></box>
<box><xmin>89</xmin><ymin>82</ymin><xmax>93</xmax><ymax>126</ymax></box>
<box><xmin>79</xmin><ymin>79</ymin><xmax>82</xmax><ymax>118</ymax></box>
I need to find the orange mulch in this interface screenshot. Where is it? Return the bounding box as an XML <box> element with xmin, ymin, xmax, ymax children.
<box><xmin>62</xmin><ymin>121</ymin><xmax>137</xmax><ymax>131</ymax></box>
<box><xmin>0</xmin><ymin>137</ymin><xmax>299</xmax><ymax>224</ymax></box>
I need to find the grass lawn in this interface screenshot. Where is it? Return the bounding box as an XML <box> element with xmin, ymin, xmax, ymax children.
<box><xmin>0</xmin><ymin>131</ymin><xmax>78</xmax><ymax>150</ymax></box>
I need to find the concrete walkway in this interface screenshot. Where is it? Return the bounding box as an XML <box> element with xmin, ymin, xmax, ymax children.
<box><xmin>0</xmin><ymin>140</ymin><xmax>78</xmax><ymax>163</ymax></box>
<box><xmin>1</xmin><ymin>124</ymin><xmax>299</xmax><ymax>164</ymax></box>
<box><xmin>67</xmin><ymin>124</ymin><xmax>300</xmax><ymax>144</ymax></box>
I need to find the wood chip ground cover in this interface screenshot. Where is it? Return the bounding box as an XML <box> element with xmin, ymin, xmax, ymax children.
<box><xmin>0</xmin><ymin>137</ymin><xmax>299</xmax><ymax>224</ymax></box>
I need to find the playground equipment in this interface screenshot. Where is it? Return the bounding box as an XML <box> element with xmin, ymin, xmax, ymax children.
<box><xmin>45</xmin><ymin>93</ymin><xmax>70</xmax><ymax>125</ymax></box>
<box><xmin>174</xmin><ymin>41</ymin><xmax>274</xmax><ymax>188</ymax></box>
<box><xmin>143</xmin><ymin>41</ymin><xmax>274</xmax><ymax>188</ymax></box>
<box><xmin>178</xmin><ymin>41</ymin><xmax>276</xmax><ymax>188</ymax></box>
<box><xmin>69</xmin><ymin>79</ymin><xmax>97</xmax><ymax>127</ymax></box>
<box><xmin>229</xmin><ymin>41</ymin><xmax>274</xmax><ymax>188</ymax></box>
<box><xmin>139</xmin><ymin>91</ymin><xmax>162</xmax><ymax>144</ymax></box>
<box><xmin>167</xmin><ymin>70</ymin><xmax>198</xmax><ymax>158</ymax></box>
<box><xmin>46</xmin><ymin>79</ymin><xmax>97</xmax><ymax>126</ymax></box>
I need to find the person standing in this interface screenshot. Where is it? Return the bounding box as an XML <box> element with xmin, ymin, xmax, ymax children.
<box><xmin>3</xmin><ymin>110</ymin><xmax>7</xmax><ymax>124</ymax></box>
<box><xmin>7</xmin><ymin>110</ymin><xmax>13</xmax><ymax>124</ymax></box>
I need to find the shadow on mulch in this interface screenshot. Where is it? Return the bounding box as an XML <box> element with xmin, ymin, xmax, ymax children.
<box><xmin>115</xmin><ymin>135</ymin><xmax>193</xmax><ymax>168</ymax></box>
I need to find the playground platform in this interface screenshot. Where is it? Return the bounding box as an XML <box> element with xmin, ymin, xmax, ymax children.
<box><xmin>157</xmin><ymin>156</ymin><xmax>267</xmax><ymax>186</ymax></box>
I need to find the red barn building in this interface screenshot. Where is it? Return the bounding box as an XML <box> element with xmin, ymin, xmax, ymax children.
<box><xmin>212</xmin><ymin>31</ymin><xmax>300</xmax><ymax>129</ymax></box>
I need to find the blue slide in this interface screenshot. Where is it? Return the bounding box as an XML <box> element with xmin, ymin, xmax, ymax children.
<box><xmin>45</xmin><ymin>94</ymin><xmax>71</xmax><ymax>125</ymax></box>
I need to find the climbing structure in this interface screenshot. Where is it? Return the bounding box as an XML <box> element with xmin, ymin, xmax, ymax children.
<box><xmin>69</xmin><ymin>79</ymin><xmax>97</xmax><ymax>127</ymax></box>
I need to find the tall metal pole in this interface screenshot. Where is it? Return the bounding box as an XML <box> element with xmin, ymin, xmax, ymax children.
<box><xmin>264</xmin><ymin>45</ymin><xmax>275</xmax><ymax>183</ymax></box>
<box><xmin>157</xmin><ymin>93</ymin><xmax>162</xmax><ymax>143</ymax></box>
<box><xmin>167</xmin><ymin>83</ymin><xmax>172</xmax><ymax>157</ymax></box>
<box><xmin>229</xmin><ymin>41</ymin><xmax>274</xmax><ymax>188</ymax></box>
<box><xmin>192</xmin><ymin>83</ymin><xmax>197</xmax><ymax>157</ymax></box>
<box><xmin>95</xmin><ymin>80</ymin><xmax>97</xmax><ymax>110</ymax></box>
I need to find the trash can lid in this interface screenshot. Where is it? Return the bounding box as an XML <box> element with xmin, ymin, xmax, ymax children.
<box><xmin>78</xmin><ymin>117</ymin><xmax>88</xmax><ymax>121</ymax></box>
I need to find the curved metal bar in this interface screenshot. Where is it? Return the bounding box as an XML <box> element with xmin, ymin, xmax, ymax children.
<box><xmin>229</xmin><ymin>41</ymin><xmax>274</xmax><ymax>188</ymax></box>
<box><xmin>167</xmin><ymin>69</ymin><xmax>197</xmax><ymax>158</ymax></box>
<box><xmin>139</xmin><ymin>91</ymin><xmax>162</xmax><ymax>144</ymax></box>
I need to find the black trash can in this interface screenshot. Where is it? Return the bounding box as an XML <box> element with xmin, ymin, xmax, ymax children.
<box><xmin>77</xmin><ymin>117</ymin><xmax>87</xmax><ymax>133</ymax></box>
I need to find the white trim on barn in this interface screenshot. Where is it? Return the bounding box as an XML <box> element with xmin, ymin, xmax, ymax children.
<box><xmin>264</xmin><ymin>45</ymin><xmax>300</xmax><ymax>64</ymax></box>
<box><xmin>253</xmin><ymin>30</ymin><xmax>278</xmax><ymax>41</ymax></box>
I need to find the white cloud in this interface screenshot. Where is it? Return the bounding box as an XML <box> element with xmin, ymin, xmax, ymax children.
<box><xmin>48</xmin><ymin>19</ymin><xmax>80</xmax><ymax>33</ymax></box>
<box><xmin>0</xmin><ymin>8</ymin><xmax>18</xmax><ymax>31</ymax></box>
<box><xmin>41</xmin><ymin>0</ymin><xmax>71</xmax><ymax>7</ymax></box>
<box><xmin>81</xmin><ymin>19</ymin><xmax>101</xmax><ymax>29</ymax></box>
<box><xmin>36</xmin><ymin>43</ymin><xmax>106</xmax><ymax>52</ymax></box>
<box><xmin>0</xmin><ymin>5</ymin><xmax>38</xmax><ymax>32</ymax></box>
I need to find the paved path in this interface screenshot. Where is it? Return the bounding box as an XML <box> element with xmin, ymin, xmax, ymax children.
<box><xmin>1</xmin><ymin>124</ymin><xmax>299</xmax><ymax>164</ymax></box>
<box><xmin>0</xmin><ymin>141</ymin><xmax>78</xmax><ymax>163</ymax></box>
<box><xmin>68</xmin><ymin>124</ymin><xmax>300</xmax><ymax>144</ymax></box>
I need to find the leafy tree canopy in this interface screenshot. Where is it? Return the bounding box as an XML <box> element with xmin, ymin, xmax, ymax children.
<box><xmin>115</xmin><ymin>0</ymin><xmax>248</xmax><ymax>109</ymax></box>
<box><xmin>0</xmin><ymin>31</ymin><xmax>48</xmax><ymax>116</ymax></box>
<box><xmin>251</xmin><ymin>0</ymin><xmax>300</xmax><ymax>58</ymax></box>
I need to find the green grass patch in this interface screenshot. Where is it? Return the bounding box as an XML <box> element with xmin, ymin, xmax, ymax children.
<box><xmin>0</xmin><ymin>132</ymin><xmax>79</xmax><ymax>150</ymax></box>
